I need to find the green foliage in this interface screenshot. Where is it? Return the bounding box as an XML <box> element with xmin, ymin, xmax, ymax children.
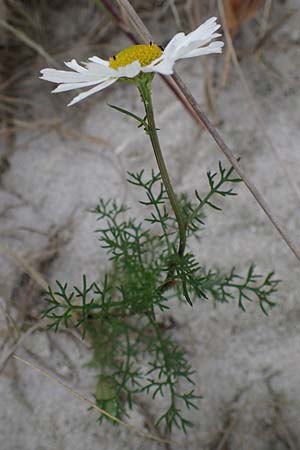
<box><xmin>43</xmin><ymin>164</ymin><xmax>279</xmax><ymax>433</ymax></box>
<box><xmin>187</xmin><ymin>160</ymin><xmax>242</xmax><ymax>233</ymax></box>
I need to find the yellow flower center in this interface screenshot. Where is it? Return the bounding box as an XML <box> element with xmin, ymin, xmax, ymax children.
<box><xmin>109</xmin><ymin>43</ymin><xmax>163</xmax><ymax>70</ymax></box>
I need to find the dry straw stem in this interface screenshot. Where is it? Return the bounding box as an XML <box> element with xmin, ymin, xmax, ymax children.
<box><xmin>99</xmin><ymin>0</ymin><xmax>200</xmax><ymax>124</ymax></box>
<box><xmin>0</xmin><ymin>302</ymin><xmax>19</xmax><ymax>337</ymax></box>
<box><xmin>12</xmin><ymin>354</ymin><xmax>175</xmax><ymax>447</ymax></box>
<box><xmin>115</xmin><ymin>0</ymin><xmax>300</xmax><ymax>265</ymax></box>
<box><xmin>223</xmin><ymin>0</ymin><xmax>263</xmax><ymax>36</ymax></box>
<box><xmin>254</xmin><ymin>8</ymin><xmax>297</xmax><ymax>54</ymax></box>
<box><xmin>1</xmin><ymin>118</ymin><xmax>109</xmax><ymax>147</ymax></box>
<box><xmin>0</xmin><ymin>17</ymin><xmax>56</xmax><ymax>66</ymax></box>
<box><xmin>0</xmin><ymin>243</ymin><xmax>62</xmax><ymax>314</ymax></box>
<box><xmin>259</xmin><ymin>0</ymin><xmax>273</xmax><ymax>37</ymax></box>
<box><xmin>0</xmin><ymin>244</ymin><xmax>49</xmax><ymax>291</ymax></box>
<box><xmin>221</xmin><ymin>0</ymin><xmax>263</xmax><ymax>84</ymax></box>
<box><xmin>0</xmin><ymin>321</ymin><xmax>49</xmax><ymax>373</ymax></box>
<box><xmin>0</xmin><ymin>246</ymin><xmax>55</xmax><ymax>373</ymax></box>
<box><xmin>217</xmin><ymin>2</ymin><xmax>300</xmax><ymax>204</ymax></box>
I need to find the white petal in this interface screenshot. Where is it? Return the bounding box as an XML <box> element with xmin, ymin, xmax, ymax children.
<box><xmin>174</xmin><ymin>32</ymin><xmax>222</xmax><ymax>60</ymax></box>
<box><xmin>85</xmin><ymin>61</ymin><xmax>141</xmax><ymax>78</ymax></box>
<box><xmin>88</xmin><ymin>56</ymin><xmax>109</xmax><ymax>66</ymax></box>
<box><xmin>52</xmin><ymin>78</ymin><xmax>110</xmax><ymax>93</ymax></box>
<box><xmin>84</xmin><ymin>62</ymin><xmax>118</xmax><ymax>77</ymax></box>
<box><xmin>40</xmin><ymin>67</ymin><xmax>109</xmax><ymax>83</ymax></box>
<box><xmin>64</xmin><ymin>59</ymin><xmax>88</xmax><ymax>72</ymax></box>
<box><xmin>184</xmin><ymin>32</ymin><xmax>222</xmax><ymax>50</ymax></box>
<box><xmin>116</xmin><ymin>60</ymin><xmax>141</xmax><ymax>78</ymax></box>
<box><xmin>143</xmin><ymin>57</ymin><xmax>175</xmax><ymax>75</ymax></box>
<box><xmin>162</xmin><ymin>16</ymin><xmax>223</xmax><ymax>62</ymax></box>
<box><xmin>186</xmin><ymin>17</ymin><xmax>221</xmax><ymax>44</ymax></box>
<box><xmin>67</xmin><ymin>79</ymin><xmax>116</xmax><ymax>106</ymax></box>
<box><xmin>175</xmin><ymin>36</ymin><xmax>222</xmax><ymax>60</ymax></box>
<box><xmin>41</xmin><ymin>58</ymin><xmax>142</xmax><ymax>106</ymax></box>
<box><xmin>163</xmin><ymin>32</ymin><xmax>186</xmax><ymax>58</ymax></box>
<box><xmin>40</xmin><ymin>68</ymin><xmax>84</xmax><ymax>83</ymax></box>
<box><xmin>183</xmin><ymin>41</ymin><xmax>224</xmax><ymax>58</ymax></box>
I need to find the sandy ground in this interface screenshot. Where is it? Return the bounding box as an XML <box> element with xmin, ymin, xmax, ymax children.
<box><xmin>1</xmin><ymin>2</ymin><xmax>300</xmax><ymax>449</ymax></box>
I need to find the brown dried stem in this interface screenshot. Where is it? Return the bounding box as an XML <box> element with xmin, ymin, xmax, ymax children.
<box><xmin>114</xmin><ymin>0</ymin><xmax>300</xmax><ymax>265</ymax></box>
<box><xmin>12</xmin><ymin>354</ymin><xmax>174</xmax><ymax>446</ymax></box>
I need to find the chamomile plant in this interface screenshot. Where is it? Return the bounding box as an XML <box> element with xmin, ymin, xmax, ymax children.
<box><xmin>41</xmin><ymin>17</ymin><xmax>279</xmax><ymax>433</ymax></box>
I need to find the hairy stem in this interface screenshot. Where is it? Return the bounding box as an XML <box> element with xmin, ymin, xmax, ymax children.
<box><xmin>138</xmin><ymin>81</ymin><xmax>186</xmax><ymax>258</ymax></box>
<box><xmin>115</xmin><ymin>0</ymin><xmax>300</xmax><ymax>266</ymax></box>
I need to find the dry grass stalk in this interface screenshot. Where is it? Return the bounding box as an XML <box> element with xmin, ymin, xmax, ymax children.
<box><xmin>223</xmin><ymin>0</ymin><xmax>263</xmax><ymax>36</ymax></box>
<box><xmin>0</xmin><ymin>321</ymin><xmax>49</xmax><ymax>373</ymax></box>
<box><xmin>218</xmin><ymin>0</ymin><xmax>300</xmax><ymax>206</ymax></box>
<box><xmin>221</xmin><ymin>0</ymin><xmax>263</xmax><ymax>84</ymax></box>
<box><xmin>0</xmin><ymin>18</ymin><xmax>56</xmax><ymax>66</ymax></box>
<box><xmin>115</xmin><ymin>0</ymin><xmax>300</xmax><ymax>265</ymax></box>
<box><xmin>12</xmin><ymin>354</ymin><xmax>174</xmax><ymax>446</ymax></box>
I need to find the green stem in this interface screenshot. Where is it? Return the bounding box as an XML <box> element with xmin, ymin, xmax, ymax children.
<box><xmin>138</xmin><ymin>81</ymin><xmax>186</xmax><ymax>258</ymax></box>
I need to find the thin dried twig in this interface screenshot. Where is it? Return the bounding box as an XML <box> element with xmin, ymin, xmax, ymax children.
<box><xmin>0</xmin><ymin>321</ymin><xmax>49</xmax><ymax>373</ymax></box>
<box><xmin>168</xmin><ymin>0</ymin><xmax>183</xmax><ymax>28</ymax></box>
<box><xmin>115</xmin><ymin>0</ymin><xmax>300</xmax><ymax>265</ymax></box>
<box><xmin>218</xmin><ymin>1</ymin><xmax>300</xmax><ymax>203</ymax></box>
<box><xmin>214</xmin><ymin>415</ymin><xmax>237</xmax><ymax>450</ymax></box>
<box><xmin>265</xmin><ymin>374</ymin><xmax>298</xmax><ymax>450</ymax></box>
<box><xmin>259</xmin><ymin>0</ymin><xmax>273</xmax><ymax>38</ymax></box>
<box><xmin>254</xmin><ymin>8</ymin><xmax>299</xmax><ymax>53</ymax></box>
<box><xmin>134</xmin><ymin>398</ymin><xmax>172</xmax><ymax>450</ymax></box>
<box><xmin>116</xmin><ymin>0</ymin><xmax>151</xmax><ymax>42</ymax></box>
<box><xmin>172</xmin><ymin>72</ymin><xmax>300</xmax><ymax>265</ymax></box>
<box><xmin>0</xmin><ymin>302</ymin><xmax>20</xmax><ymax>338</ymax></box>
<box><xmin>0</xmin><ymin>18</ymin><xmax>56</xmax><ymax>66</ymax></box>
<box><xmin>99</xmin><ymin>0</ymin><xmax>201</xmax><ymax>125</ymax></box>
<box><xmin>0</xmin><ymin>244</ymin><xmax>49</xmax><ymax>291</ymax></box>
<box><xmin>12</xmin><ymin>354</ymin><xmax>174</xmax><ymax>446</ymax></box>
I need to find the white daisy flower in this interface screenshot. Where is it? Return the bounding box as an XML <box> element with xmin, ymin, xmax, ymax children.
<box><xmin>40</xmin><ymin>17</ymin><xmax>223</xmax><ymax>107</ymax></box>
